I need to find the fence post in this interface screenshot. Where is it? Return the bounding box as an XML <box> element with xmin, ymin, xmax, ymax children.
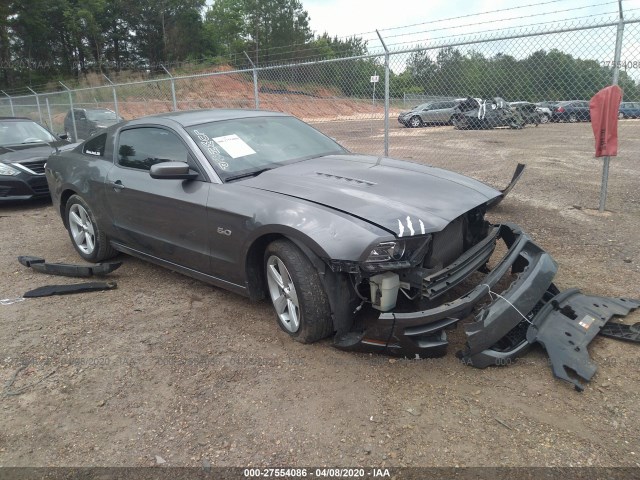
<box><xmin>161</xmin><ymin>64</ymin><xmax>178</xmax><ymax>111</ymax></box>
<box><xmin>27</xmin><ymin>87</ymin><xmax>44</xmax><ymax>125</ymax></box>
<box><xmin>376</xmin><ymin>30</ymin><xmax>390</xmax><ymax>157</ymax></box>
<box><xmin>45</xmin><ymin>97</ymin><xmax>54</xmax><ymax>131</ymax></box>
<box><xmin>599</xmin><ymin>0</ymin><xmax>625</xmax><ymax>213</ymax></box>
<box><xmin>59</xmin><ymin>81</ymin><xmax>78</xmax><ymax>142</ymax></box>
<box><xmin>244</xmin><ymin>51</ymin><xmax>260</xmax><ymax>109</ymax></box>
<box><xmin>1</xmin><ymin>90</ymin><xmax>14</xmax><ymax>116</ymax></box>
<box><xmin>103</xmin><ymin>74</ymin><xmax>119</xmax><ymax>119</ymax></box>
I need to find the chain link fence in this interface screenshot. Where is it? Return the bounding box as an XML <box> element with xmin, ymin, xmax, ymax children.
<box><xmin>1</xmin><ymin>15</ymin><xmax>639</xmax><ymax>164</ymax></box>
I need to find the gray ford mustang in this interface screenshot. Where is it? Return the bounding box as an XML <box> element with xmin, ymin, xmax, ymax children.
<box><xmin>45</xmin><ymin>109</ymin><xmax>638</xmax><ymax>385</ymax></box>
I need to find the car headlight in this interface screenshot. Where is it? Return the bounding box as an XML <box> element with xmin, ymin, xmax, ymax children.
<box><xmin>0</xmin><ymin>164</ymin><xmax>20</xmax><ymax>176</ymax></box>
<box><xmin>365</xmin><ymin>241</ymin><xmax>406</xmax><ymax>263</ymax></box>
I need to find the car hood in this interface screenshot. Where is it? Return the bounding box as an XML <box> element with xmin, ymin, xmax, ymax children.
<box><xmin>0</xmin><ymin>143</ymin><xmax>60</xmax><ymax>164</ymax></box>
<box><xmin>241</xmin><ymin>155</ymin><xmax>501</xmax><ymax>237</ymax></box>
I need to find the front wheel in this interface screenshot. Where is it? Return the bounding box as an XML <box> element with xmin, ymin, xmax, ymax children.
<box><xmin>264</xmin><ymin>240</ymin><xmax>333</xmax><ymax>343</ymax></box>
<box><xmin>540</xmin><ymin>114</ymin><xmax>550</xmax><ymax>124</ymax></box>
<box><xmin>408</xmin><ymin>116</ymin><xmax>422</xmax><ymax>128</ymax></box>
<box><xmin>65</xmin><ymin>194</ymin><xmax>116</xmax><ymax>262</ymax></box>
<box><xmin>569</xmin><ymin>114</ymin><xmax>578</xmax><ymax>123</ymax></box>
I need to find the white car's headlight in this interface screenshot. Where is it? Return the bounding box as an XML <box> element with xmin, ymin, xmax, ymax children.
<box><xmin>365</xmin><ymin>241</ymin><xmax>406</xmax><ymax>263</ymax></box>
<box><xmin>0</xmin><ymin>164</ymin><xmax>20</xmax><ymax>176</ymax></box>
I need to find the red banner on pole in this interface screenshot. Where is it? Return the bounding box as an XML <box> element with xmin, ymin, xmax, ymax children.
<box><xmin>589</xmin><ymin>85</ymin><xmax>623</xmax><ymax>157</ymax></box>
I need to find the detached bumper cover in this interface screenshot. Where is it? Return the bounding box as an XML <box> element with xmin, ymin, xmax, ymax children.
<box><xmin>334</xmin><ymin>223</ymin><xmax>558</xmax><ymax>357</ymax></box>
<box><xmin>526</xmin><ymin>290</ymin><xmax>640</xmax><ymax>391</ymax></box>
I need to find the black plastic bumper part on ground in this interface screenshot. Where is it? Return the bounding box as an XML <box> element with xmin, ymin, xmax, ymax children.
<box><xmin>334</xmin><ymin>223</ymin><xmax>558</xmax><ymax>357</ymax></box>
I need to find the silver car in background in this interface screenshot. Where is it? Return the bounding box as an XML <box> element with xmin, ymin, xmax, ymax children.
<box><xmin>398</xmin><ymin>99</ymin><xmax>463</xmax><ymax>127</ymax></box>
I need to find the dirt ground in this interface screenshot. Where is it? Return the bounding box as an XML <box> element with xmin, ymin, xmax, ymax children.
<box><xmin>1</xmin><ymin>120</ymin><xmax>639</xmax><ymax>469</ymax></box>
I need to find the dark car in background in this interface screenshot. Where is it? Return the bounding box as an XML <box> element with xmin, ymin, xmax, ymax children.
<box><xmin>510</xmin><ymin>102</ymin><xmax>543</xmax><ymax>126</ymax></box>
<box><xmin>397</xmin><ymin>99</ymin><xmax>462</xmax><ymax>127</ymax></box>
<box><xmin>64</xmin><ymin>108</ymin><xmax>123</xmax><ymax>142</ymax></box>
<box><xmin>551</xmin><ymin>100</ymin><xmax>591</xmax><ymax>122</ymax></box>
<box><xmin>618</xmin><ymin>101</ymin><xmax>640</xmax><ymax>119</ymax></box>
<box><xmin>0</xmin><ymin>117</ymin><xmax>71</xmax><ymax>200</ymax></box>
<box><xmin>452</xmin><ymin>97</ymin><xmax>525</xmax><ymax>130</ymax></box>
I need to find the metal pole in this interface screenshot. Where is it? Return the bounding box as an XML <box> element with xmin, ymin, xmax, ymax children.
<box><xmin>244</xmin><ymin>52</ymin><xmax>260</xmax><ymax>109</ymax></box>
<box><xmin>45</xmin><ymin>97</ymin><xmax>54</xmax><ymax>131</ymax></box>
<box><xmin>161</xmin><ymin>64</ymin><xmax>178</xmax><ymax>111</ymax></box>
<box><xmin>27</xmin><ymin>87</ymin><xmax>43</xmax><ymax>125</ymax></box>
<box><xmin>103</xmin><ymin>74</ymin><xmax>119</xmax><ymax>119</ymax></box>
<box><xmin>599</xmin><ymin>0</ymin><xmax>625</xmax><ymax>212</ymax></box>
<box><xmin>1</xmin><ymin>90</ymin><xmax>14</xmax><ymax>116</ymax></box>
<box><xmin>376</xmin><ymin>30</ymin><xmax>390</xmax><ymax>157</ymax></box>
<box><xmin>59</xmin><ymin>81</ymin><xmax>78</xmax><ymax>142</ymax></box>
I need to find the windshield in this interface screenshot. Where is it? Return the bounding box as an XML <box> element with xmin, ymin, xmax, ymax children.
<box><xmin>86</xmin><ymin>110</ymin><xmax>118</xmax><ymax>121</ymax></box>
<box><xmin>0</xmin><ymin>120</ymin><xmax>56</xmax><ymax>146</ymax></box>
<box><xmin>186</xmin><ymin>116</ymin><xmax>347</xmax><ymax>180</ymax></box>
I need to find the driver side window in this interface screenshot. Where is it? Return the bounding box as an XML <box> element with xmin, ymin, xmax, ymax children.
<box><xmin>117</xmin><ymin>127</ymin><xmax>189</xmax><ymax>171</ymax></box>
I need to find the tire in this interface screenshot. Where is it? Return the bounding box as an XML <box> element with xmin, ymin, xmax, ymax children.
<box><xmin>264</xmin><ymin>240</ymin><xmax>333</xmax><ymax>343</ymax></box>
<box><xmin>65</xmin><ymin>130</ymin><xmax>75</xmax><ymax>142</ymax></box>
<box><xmin>452</xmin><ymin>116</ymin><xmax>468</xmax><ymax>130</ymax></box>
<box><xmin>569</xmin><ymin>114</ymin><xmax>578</xmax><ymax>123</ymax></box>
<box><xmin>540</xmin><ymin>114</ymin><xmax>550</xmax><ymax>124</ymax></box>
<box><xmin>618</xmin><ymin>112</ymin><xmax>625</xmax><ymax>120</ymax></box>
<box><xmin>65</xmin><ymin>194</ymin><xmax>116</xmax><ymax>262</ymax></box>
<box><xmin>408</xmin><ymin>116</ymin><xmax>422</xmax><ymax>128</ymax></box>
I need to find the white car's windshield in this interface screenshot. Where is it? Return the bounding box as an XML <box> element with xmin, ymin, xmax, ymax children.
<box><xmin>186</xmin><ymin>116</ymin><xmax>347</xmax><ymax>181</ymax></box>
<box><xmin>0</xmin><ymin>120</ymin><xmax>56</xmax><ymax>146</ymax></box>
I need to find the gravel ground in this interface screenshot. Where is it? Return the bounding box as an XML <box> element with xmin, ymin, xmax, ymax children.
<box><xmin>1</xmin><ymin>120</ymin><xmax>639</xmax><ymax>469</ymax></box>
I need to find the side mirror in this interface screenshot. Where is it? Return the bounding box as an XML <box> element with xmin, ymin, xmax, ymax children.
<box><xmin>149</xmin><ymin>161</ymin><xmax>198</xmax><ymax>180</ymax></box>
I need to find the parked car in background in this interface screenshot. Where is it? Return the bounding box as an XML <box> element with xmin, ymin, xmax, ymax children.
<box><xmin>64</xmin><ymin>108</ymin><xmax>123</xmax><ymax>142</ymax></box>
<box><xmin>0</xmin><ymin>117</ymin><xmax>71</xmax><ymax>200</ymax></box>
<box><xmin>551</xmin><ymin>101</ymin><xmax>591</xmax><ymax>122</ymax></box>
<box><xmin>510</xmin><ymin>102</ymin><xmax>543</xmax><ymax>125</ymax></box>
<box><xmin>397</xmin><ymin>99</ymin><xmax>463</xmax><ymax>127</ymax></box>
<box><xmin>618</xmin><ymin>101</ymin><xmax>640</xmax><ymax>119</ymax></box>
<box><xmin>452</xmin><ymin>97</ymin><xmax>525</xmax><ymax>130</ymax></box>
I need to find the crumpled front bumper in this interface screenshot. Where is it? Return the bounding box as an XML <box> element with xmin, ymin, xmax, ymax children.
<box><xmin>334</xmin><ymin>223</ymin><xmax>558</xmax><ymax>358</ymax></box>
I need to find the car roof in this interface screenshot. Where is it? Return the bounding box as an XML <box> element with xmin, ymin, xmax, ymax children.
<box><xmin>0</xmin><ymin>116</ymin><xmax>35</xmax><ymax>121</ymax></box>
<box><xmin>128</xmin><ymin>109</ymin><xmax>291</xmax><ymax>127</ymax></box>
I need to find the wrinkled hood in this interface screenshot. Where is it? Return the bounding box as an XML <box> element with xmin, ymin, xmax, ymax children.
<box><xmin>242</xmin><ymin>155</ymin><xmax>501</xmax><ymax>237</ymax></box>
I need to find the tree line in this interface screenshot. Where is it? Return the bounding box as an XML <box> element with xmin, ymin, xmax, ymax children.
<box><xmin>1</xmin><ymin>0</ymin><xmax>637</xmax><ymax>102</ymax></box>
<box><xmin>0</xmin><ymin>0</ymin><xmax>364</xmax><ymax>89</ymax></box>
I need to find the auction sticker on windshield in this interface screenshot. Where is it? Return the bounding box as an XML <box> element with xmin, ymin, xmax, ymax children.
<box><xmin>213</xmin><ymin>134</ymin><xmax>256</xmax><ymax>159</ymax></box>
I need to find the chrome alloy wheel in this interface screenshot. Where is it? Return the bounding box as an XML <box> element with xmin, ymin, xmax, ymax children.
<box><xmin>266</xmin><ymin>255</ymin><xmax>300</xmax><ymax>333</ymax></box>
<box><xmin>68</xmin><ymin>204</ymin><xmax>96</xmax><ymax>255</ymax></box>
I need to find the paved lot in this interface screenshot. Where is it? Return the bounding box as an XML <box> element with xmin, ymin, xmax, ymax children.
<box><xmin>1</xmin><ymin>120</ymin><xmax>639</xmax><ymax>468</ymax></box>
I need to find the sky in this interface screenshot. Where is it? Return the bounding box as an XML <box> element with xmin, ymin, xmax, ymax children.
<box><xmin>302</xmin><ymin>0</ymin><xmax>640</xmax><ymax>78</ymax></box>
<box><xmin>303</xmin><ymin>0</ymin><xmax>640</xmax><ymax>45</ymax></box>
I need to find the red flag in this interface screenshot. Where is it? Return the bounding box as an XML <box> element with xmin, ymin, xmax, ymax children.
<box><xmin>589</xmin><ymin>85</ymin><xmax>623</xmax><ymax>157</ymax></box>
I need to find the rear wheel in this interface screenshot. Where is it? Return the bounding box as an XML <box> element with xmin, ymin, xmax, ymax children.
<box><xmin>264</xmin><ymin>240</ymin><xmax>333</xmax><ymax>343</ymax></box>
<box><xmin>540</xmin><ymin>114</ymin><xmax>550</xmax><ymax>124</ymax></box>
<box><xmin>65</xmin><ymin>130</ymin><xmax>75</xmax><ymax>142</ymax></box>
<box><xmin>65</xmin><ymin>194</ymin><xmax>116</xmax><ymax>262</ymax></box>
<box><xmin>408</xmin><ymin>116</ymin><xmax>422</xmax><ymax>128</ymax></box>
<box><xmin>618</xmin><ymin>112</ymin><xmax>625</xmax><ymax>120</ymax></box>
<box><xmin>569</xmin><ymin>114</ymin><xmax>578</xmax><ymax>123</ymax></box>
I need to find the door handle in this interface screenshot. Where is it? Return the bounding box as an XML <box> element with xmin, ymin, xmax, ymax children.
<box><xmin>109</xmin><ymin>180</ymin><xmax>125</xmax><ymax>191</ymax></box>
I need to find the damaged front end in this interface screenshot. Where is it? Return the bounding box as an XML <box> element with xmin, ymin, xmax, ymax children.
<box><xmin>331</xmin><ymin>209</ymin><xmax>639</xmax><ymax>390</ymax></box>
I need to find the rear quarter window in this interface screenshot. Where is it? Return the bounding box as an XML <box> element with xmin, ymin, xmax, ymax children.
<box><xmin>83</xmin><ymin>133</ymin><xmax>107</xmax><ymax>157</ymax></box>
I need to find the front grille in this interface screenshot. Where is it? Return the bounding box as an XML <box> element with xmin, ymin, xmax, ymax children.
<box><xmin>429</xmin><ymin>218</ymin><xmax>464</xmax><ymax>268</ymax></box>
<box><xmin>16</xmin><ymin>159</ymin><xmax>46</xmax><ymax>174</ymax></box>
<box><xmin>31</xmin><ymin>183</ymin><xmax>50</xmax><ymax>195</ymax></box>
